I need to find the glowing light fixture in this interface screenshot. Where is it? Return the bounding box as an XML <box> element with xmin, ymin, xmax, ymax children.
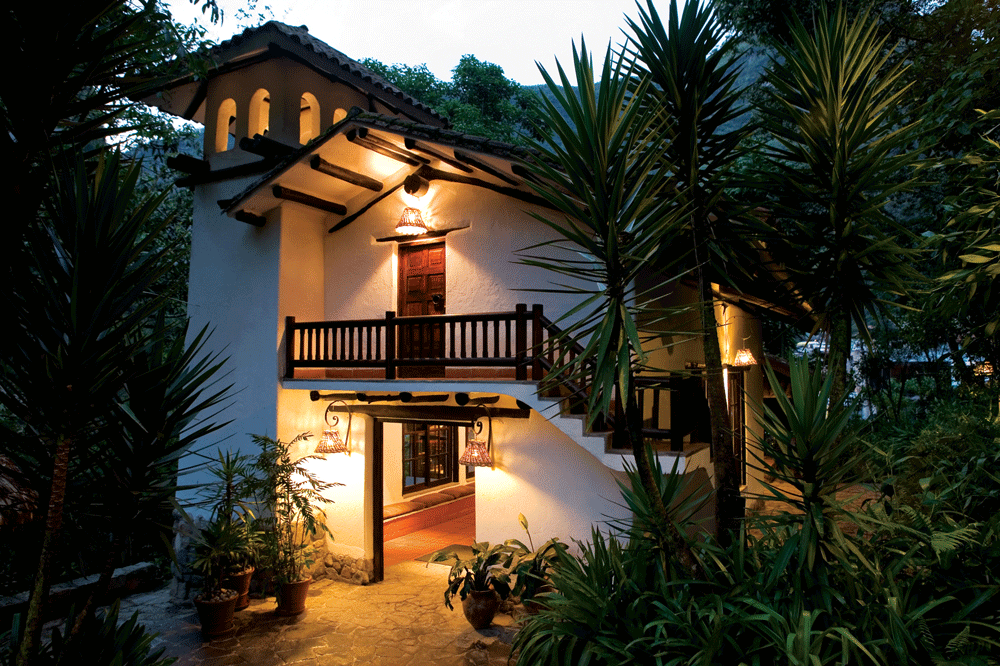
<box><xmin>395</xmin><ymin>207</ymin><xmax>428</xmax><ymax>235</ymax></box>
<box><xmin>316</xmin><ymin>400</ymin><xmax>351</xmax><ymax>455</ymax></box>
<box><xmin>732</xmin><ymin>348</ymin><xmax>757</xmax><ymax>367</ymax></box>
<box><xmin>459</xmin><ymin>409</ymin><xmax>494</xmax><ymax>468</ymax></box>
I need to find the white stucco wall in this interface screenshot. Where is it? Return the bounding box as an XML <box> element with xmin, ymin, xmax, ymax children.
<box><xmin>182</xmin><ymin>179</ymin><xmax>285</xmax><ymax>506</ymax></box>
<box><xmin>476</xmin><ymin>407</ymin><xmax>631</xmax><ymax>547</ymax></box>
<box><xmin>323</xmin><ymin>182</ymin><xmax>591</xmax><ymax>323</ymax></box>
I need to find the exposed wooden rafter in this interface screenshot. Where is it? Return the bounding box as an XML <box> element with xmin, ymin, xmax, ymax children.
<box><xmin>167</xmin><ymin>154</ymin><xmax>209</xmax><ymax>175</ymax></box>
<box><xmin>361</xmin><ymin>131</ymin><xmax>430</xmax><ymax>165</ymax></box>
<box><xmin>328</xmin><ymin>181</ymin><xmax>404</xmax><ymax>233</ymax></box>
<box><xmin>240</xmin><ymin>134</ymin><xmax>296</xmax><ymax>159</ymax></box>
<box><xmin>403</xmin><ymin>138</ymin><xmax>474</xmax><ymax>173</ymax></box>
<box><xmin>310</xmin><ymin>155</ymin><xmax>383</xmax><ymax>191</ymax></box>
<box><xmin>176</xmin><ymin>157</ymin><xmax>280</xmax><ymax>188</ymax></box>
<box><xmin>234</xmin><ymin>211</ymin><xmax>266</xmax><ymax>227</ymax></box>
<box><xmin>273</xmin><ymin>185</ymin><xmax>347</xmax><ymax>215</ymax></box>
<box><xmin>453</xmin><ymin>150</ymin><xmax>519</xmax><ymax>186</ymax></box>
<box><xmin>347</xmin><ymin>128</ymin><xmax>422</xmax><ymax>166</ymax></box>
<box><xmin>415</xmin><ymin>165</ymin><xmax>554</xmax><ymax>210</ymax></box>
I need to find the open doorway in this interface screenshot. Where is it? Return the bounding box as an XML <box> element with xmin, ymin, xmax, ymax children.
<box><xmin>380</xmin><ymin>421</ymin><xmax>476</xmax><ymax>568</ymax></box>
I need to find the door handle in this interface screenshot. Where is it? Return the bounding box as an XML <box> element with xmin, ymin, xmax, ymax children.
<box><xmin>431</xmin><ymin>294</ymin><xmax>443</xmax><ymax>306</ymax></box>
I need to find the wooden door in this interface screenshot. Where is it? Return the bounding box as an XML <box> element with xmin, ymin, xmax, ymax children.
<box><xmin>398</xmin><ymin>242</ymin><xmax>445</xmax><ymax>378</ymax></box>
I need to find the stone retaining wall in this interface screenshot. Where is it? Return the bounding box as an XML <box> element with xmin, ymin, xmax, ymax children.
<box><xmin>307</xmin><ymin>539</ymin><xmax>375</xmax><ymax>585</ymax></box>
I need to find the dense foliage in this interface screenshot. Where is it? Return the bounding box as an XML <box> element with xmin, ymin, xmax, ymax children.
<box><xmin>514</xmin><ymin>357</ymin><xmax>1000</xmax><ymax>665</ymax></box>
<box><xmin>361</xmin><ymin>55</ymin><xmax>547</xmax><ymax>144</ymax></box>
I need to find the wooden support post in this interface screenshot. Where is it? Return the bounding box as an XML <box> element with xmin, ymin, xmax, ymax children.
<box><xmin>385</xmin><ymin>311</ymin><xmax>396</xmax><ymax>380</ymax></box>
<box><xmin>372</xmin><ymin>418</ymin><xmax>384</xmax><ymax>583</ymax></box>
<box><xmin>284</xmin><ymin>316</ymin><xmax>296</xmax><ymax>380</ymax></box>
<box><xmin>671</xmin><ymin>379</ymin><xmax>685</xmax><ymax>452</ymax></box>
<box><xmin>531</xmin><ymin>304</ymin><xmax>543</xmax><ymax>381</ymax></box>
<box><xmin>515</xmin><ymin>304</ymin><xmax>527</xmax><ymax>380</ymax></box>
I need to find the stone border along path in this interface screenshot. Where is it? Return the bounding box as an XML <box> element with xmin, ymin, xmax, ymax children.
<box><xmin>118</xmin><ymin>561</ymin><xmax>517</xmax><ymax>666</ymax></box>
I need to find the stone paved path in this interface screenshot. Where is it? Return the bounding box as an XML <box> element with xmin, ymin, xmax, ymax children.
<box><xmin>119</xmin><ymin>561</ymin><xmax>516</xmax><ymax>666</ymax></box>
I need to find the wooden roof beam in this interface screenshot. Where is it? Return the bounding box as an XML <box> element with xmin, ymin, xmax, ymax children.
<box><xmin>404</xmin><ymin>138</ymin><xmax>474</xmax><ymax>173</ymax></box>
<box><xmin>453</xmin><ymin>150</ymin><xmax>519</xmax><ymax>186</ymax></box>
<box><xmin>347</xmin><ymin>128</ymin><xmax>422</xmax><ymax>166</ymax></box>
<box><xmin>310</xmin><ymin>155</ymin><xmax>383</xmax><ymax>191</ymax></box>
<box><xmin>273</xmin><ymin>185</ymin><xmax>346</xmax><ymax>215</ymax></box>
<box><xmin>416</xmin><ymin>166</ymin><xmax>554</xmax><ymax>210</ymax></box>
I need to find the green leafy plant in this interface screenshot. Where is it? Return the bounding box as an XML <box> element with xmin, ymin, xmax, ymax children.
<box><xmin>506</xmin><ymin>514</ymin><xmax>567</xmax><ymax>605</ymax></box>
<box><xmin>249</xmin><ymin>433</ymin><xmax>340</xmax><ymax>588</ymax></box>
<box><xmin>1</xmin><ymin>601</ymin><xmax>175</xmax><ymax>666</ymax></box>
<box><xmin>431</xmin><ymin>541</ymin><xmax>515</xmax><ymax>611</ymax></box>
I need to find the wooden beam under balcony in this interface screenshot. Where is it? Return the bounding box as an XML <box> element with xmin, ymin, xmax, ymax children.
<box><xmin>310</xmin><ymin>155</ymin><xmax>383</xmax><ymax>191</ymax></box>
<box><xmin>273</xmin><ymin>185</ymin><xmax>347</xmax><ymax>215</ymax></box>
<box><xmin>324</xmin><ymin>403</ymin><xmax>530</xmax><ymax>422</ymax></box>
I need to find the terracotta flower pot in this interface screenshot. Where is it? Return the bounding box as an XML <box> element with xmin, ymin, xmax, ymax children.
<box><xmin>225</xmin><ymin>566</ymin><xmax>254</xmax><ymax>611</ymax></box>
<box><xmin>194</xmin><ymin>590</ymin><xmax>238</xmax><ymax>637</ymax></box>
<box><xmin>462</xmin><ymin>589</ymin><xmax>501</xmax><ymax>629</ymax></box>
<box><xmin>276</xmin><ymin>577</ymin><xmax>312</xmax><ymax>616</ymax></box>
<box><xmin>523</xmin><ymin>583</ymin><xmax>555</xmax><ymax>615</ymax></box>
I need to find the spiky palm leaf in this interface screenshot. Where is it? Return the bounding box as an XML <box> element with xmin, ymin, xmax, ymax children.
<box><xmin>758</xmin><ymin>4</ymin><xmax>925</xmax><ymax>399</ymax></box>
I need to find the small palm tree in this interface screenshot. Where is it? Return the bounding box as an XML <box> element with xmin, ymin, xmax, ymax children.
<box><xmin>518</xmin><ymin>39</ymin><xmax>701</xmax><ymax>576</ymax></box>
<box><xmin>627</xmin><ymin>0</ymin><xmax>756</xmax><ymax>541</ymax></box>
<box><xmin>757</xmin><ymin>4</ymin><xmax>925</xmax><ymax>402</ymax></box>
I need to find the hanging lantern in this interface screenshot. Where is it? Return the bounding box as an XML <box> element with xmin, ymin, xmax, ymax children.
<box><xmin>732</xmin><ymin>348</ymin><xmax>757</xmax><ymax>367</ymax></box>
<box><xmin>315</xmin><ymin>400</ymin><xmax>351</xmax><ymax>455</ymax></box>
<box><xmin>395</xmin><ymin>207</ymin><xmax>428</xmax><ymax>235</ymax></box>
<box><xmin>459</xmin><ymin>409</ymin><xmax>493</xmax><ymax>468</ymax></box>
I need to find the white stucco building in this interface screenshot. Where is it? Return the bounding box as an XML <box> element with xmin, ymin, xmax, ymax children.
<box><xmin>146</xmin><ymin>21</ymin><xmax>771</xmax><ymax>583</ymax></box>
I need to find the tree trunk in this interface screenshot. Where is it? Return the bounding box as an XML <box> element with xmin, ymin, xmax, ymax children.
<box><xmin>68</xmin><ymin>533</ymin><xmax>126</xmax><ymax>641</ymax></box>
<box><xmin>17</xmin><ymin>434</ymin><xmax>73</xmax><ymax>666</ymax></box>
<box><xmin>690</xmin><ymin>216</ymin><xmax>740</xmax><ymax>545</ymax></box>
<box><xmin>828</xmin><ymin>311</ymin><xmax>852</xmax><ymax>406</ymax></box>
<box><xmin>623</xmin><ymin>370</ymin><xmax>702</xmax><ymax>579</ymax></box>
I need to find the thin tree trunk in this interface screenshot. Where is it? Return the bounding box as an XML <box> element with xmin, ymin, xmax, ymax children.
<box><xmin>828</xmin><ymin>311</ymin><xmax>852</xmax><ymax>405</ymax></box>
<box><xmin>691</xmin><ymin>216</ymin><xmax>740</xmax><ymax>545</ymax></box>
<box><xmin>17</xmin><ymin>434</ymin><xmax>73</xmax><ymax>666</ymax></box>
<box><xmin>67</xmin><ymin>534</ymin><xmax>126</xmax><ymax>642</ymax></box>
<box><xmin>623</xmin><ymin>370</ymin><xmax>702</xmax><ymax>579</ymax></box>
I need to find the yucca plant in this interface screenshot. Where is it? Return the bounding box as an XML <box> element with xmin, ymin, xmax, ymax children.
<box><xmin>516</xmin><ymin>30</ymin><xmax>702</xmax><ymax>577</ymax></box>
<box><xmin>626</xmin><ymin>0</ymin><xmax>758</xmax><ymax>541</ymax></box>
<box><xmin>757</xmin><ymin>3</ymin><xmax>925</xmax><ymax>402</ymax></box>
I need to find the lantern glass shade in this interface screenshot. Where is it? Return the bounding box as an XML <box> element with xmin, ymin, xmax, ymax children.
<box><xmin>315</xmin><ymin>428</ymin><xmax>348</xmax><ymax>454</ymax></box>
<box><xmin>732</xmin><ymin>348</ymin><xmax>757</xmax><ymax>366</ymax></box>
<box><xmin>395</xmin><ymin>207</ymin><xmax>428</xmax><ymax>235</ymax></box>
<box><xmin>458</xmin><ymin>438</ymin><xmax>492</xmax><ymax>467</ymax></box>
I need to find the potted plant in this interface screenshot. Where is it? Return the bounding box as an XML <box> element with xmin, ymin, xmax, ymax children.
<box><xmin>506</xmin><ymin>513</ymin><xmax>566</xmax><ymax>613</ymax></box>
<box><xmin>249</xmin><ymin>432</ymin><xmax>340</xmax><ymax>616</ymax></box>
<box><xmin>431</xmin><ymin>541</ymin><xmax>515</xmax><ymax>629</ymax></box>
<box><xmin>189</xmin><ymin>518</ymin><xmax>251</xmax><ymax>637</ymax></box>
<box><xmin>200</xmin><ymin>450</ymin><xmax>260</xmax><ymax>610</ymax></box>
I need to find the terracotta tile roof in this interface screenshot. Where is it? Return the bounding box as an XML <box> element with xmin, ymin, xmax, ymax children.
<box><xmin>208</xmin><ymin>21</ymin><xmax>446</xmax><ymax>125</ymax></box>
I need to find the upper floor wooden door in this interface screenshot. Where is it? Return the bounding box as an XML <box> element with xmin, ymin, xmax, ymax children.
<box><xmin>398</xmin><ymin>241</ymin><xmax>445</xmax><ymax>378</ymax></box>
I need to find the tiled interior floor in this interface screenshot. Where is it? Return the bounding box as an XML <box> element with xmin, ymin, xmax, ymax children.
<box><xmin>383</xmin><ymin>511</ymin><xmax>475</xmax><ymax>568</ymax></box>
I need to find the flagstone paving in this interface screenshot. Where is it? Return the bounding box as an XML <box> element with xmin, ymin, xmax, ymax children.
<box><xmin>119</xmin><ymin>561</ymin><xmax>517</xmax><ymax>666</ymax></box>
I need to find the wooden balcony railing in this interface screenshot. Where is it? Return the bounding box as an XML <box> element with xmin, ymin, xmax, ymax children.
<box><xmin>284</xmin><ymin>304</ymin><xmax>710</xmax><ymax>451</ymax></box>
<box><xmin>285</xmin><ymin>304</ymin><xmax>546</xmax><ymax>381</ymax></box>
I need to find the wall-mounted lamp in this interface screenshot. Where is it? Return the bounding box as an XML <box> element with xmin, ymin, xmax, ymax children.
<box><xmin>315</xmin><ymin>400</ymin><xmax>351</xmax><ymax>455</ymax></box>
<box><xmin>395</xmin><ymin>207</ymin><xmax>428</xmax><ymax>235</ymax></box>
<box><xmin>732</xmin><ymin>348</ymin><xmax>757</xmax><ymax>367</ymax></box>
<box><xmin>459</xmin><ymin>408</ymin><xmax>494</xmax><ymax>468</ymax></box>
